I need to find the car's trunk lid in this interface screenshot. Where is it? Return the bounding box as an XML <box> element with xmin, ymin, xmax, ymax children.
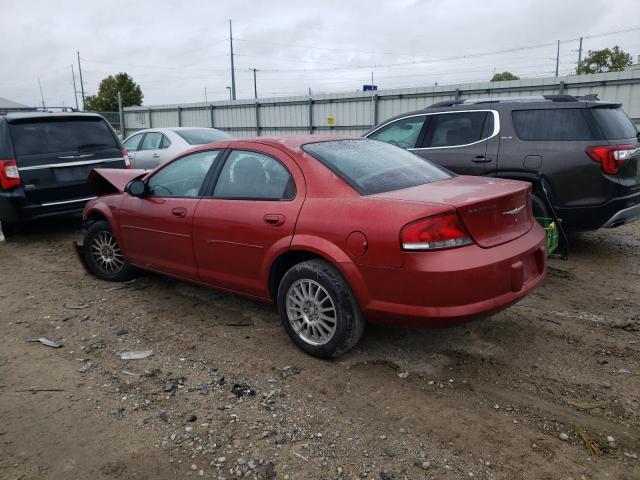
<box><xmin>373</xmin><ymin>176</ymin><xmax>533</xmax><ymax>248</ymax></box>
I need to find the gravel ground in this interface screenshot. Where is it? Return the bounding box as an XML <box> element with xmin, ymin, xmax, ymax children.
<box><xmin>0</xmin><ymin>219</ymin><xmax>639</xmax><ymax>480</ymax></box>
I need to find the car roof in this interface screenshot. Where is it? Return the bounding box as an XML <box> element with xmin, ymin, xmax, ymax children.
<box><xmin>227</xmin><ymin>135</ymin><xmax>359</xmax><ymax>153</ymax></box>
<box><xmin>0</xmin><ymin>111</ymin><xmax>107</xmax><ymax>122</ymax></box>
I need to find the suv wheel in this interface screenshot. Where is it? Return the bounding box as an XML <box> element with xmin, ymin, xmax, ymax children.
<box><xmin>84</xmin><ymin>220</ymin><xmax>134</xmax><ymax>281</ymax></box>
<box><xmin>277</xmin><ymin>259</ymin><xmax>365</xmax><ymax>358</ymax></box>
<box><xmin>0</xmin><ymin>221</ymin><xmax>19</xmax><ymax>239</ymax></box>
<box><xmin>531</xmin><ymin>192</ymin><xmax>551</xmax><ymax>219</ymax></box>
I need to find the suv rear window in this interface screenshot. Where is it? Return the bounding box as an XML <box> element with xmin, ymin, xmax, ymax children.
<box><xmin>9</xmin><ymin>117</ymin><xmax>118</xmax><ymax>156</ymax></box>
<box><xmin>591</xmin><ymin>107</ymin><xmax>637</xmax><ymax>140</ymax></box>
<box><xmin>512</xmin><ymin>109</ymin><xmax>595</xmax><ymax>141</ymax></box>
<box><xmin>174</xmin><ymin>128</ymin><xmax>233</xmax><ymax>145</ymax></box>
<box><xmin>303</xmin><ymin>139</ymin><xmax>452</xmax><ymax>195</ymax></box>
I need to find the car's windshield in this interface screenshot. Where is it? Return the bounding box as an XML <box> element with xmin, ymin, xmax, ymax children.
<box><xmin>173</xmin><ymin>128</ymin><xmax>233</xmax><ymax>145</ymax></box>
<box><xmin>303</xmin><ymin>139</ymin><xmax>452</xmax><ymax>195</ymax></box>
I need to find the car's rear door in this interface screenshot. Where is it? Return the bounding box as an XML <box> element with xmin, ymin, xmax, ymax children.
<box><xmin>118</xmin><ymin>149</ymin><xmax>223</xmax><ymax>279</ymax></box>
<box><xmin>122</xmin><ymin>132</ymin><xmax>145</xmax><ymax>166</ymax></box>
<box><xmin>132</xmin><ymin>131</ymin><xmax>171</xmax><ymax>169</ymax></box>
<box><xmin>192</xmin><ymin>143</ymin><xmax>305</xmax><ymax>298</ymax></box>
<box><xmin>8</xmin><ymin>115</ymin><xmax>126</xmax><ymax>207</ymax></box>
<box><xmin>411</xmin><ymin>110</ymin><xmax>499</xmax><ymax>175</ymax></box>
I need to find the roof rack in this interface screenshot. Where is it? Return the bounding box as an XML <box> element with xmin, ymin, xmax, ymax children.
<box><xmin>0</xmin><ymin>106</ymin><xmax>79</xmax><ymax>115</ymax></box>
<box><xmin>428</xmin><ymin>94</ymin><xmax>603</xmax><ymax>108</ymax></box>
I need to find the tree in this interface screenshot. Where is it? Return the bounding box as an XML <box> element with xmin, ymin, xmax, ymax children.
<box><xmin>491</xmin><ymin>71</ymin><xmax>520</xmax><ymax>82</ymax></box>
<box><xmin>576</xmin><ymin>46</ymin><xmax>632</xmax><ymax>74</ymax></box>
<box><xmin>84</xmin><ymin>73</ymin><xmax>143</xmax><ymax>111</ymax></box>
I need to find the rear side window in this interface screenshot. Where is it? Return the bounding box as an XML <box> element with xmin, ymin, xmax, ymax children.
<box><xmin>421</xmin><ymin>111</ymin><xmax>492</xmax><ymax>147</ymax></box>
<box><xmin>303</xmin><ymin>139</ymin><xmax>452</xmax><ymax>195</ymax></box>
<box><xmin>123</xmin><ymin>133</ymin><xmax>143</xmax><ymax>151</ymax></box>
<box><xmin>591</xmin><ymin>108</ymin><xmax>637</xmax><ymax>140</ymax></box>
<box><xmin>213</xmin><ymin>150</ymin><xmax>295</xmax><ymax>200</ymax></box>
<box><xmin>9</xmin><ymin>117</ymin><xmax>118</xmax><ymax>156</ymax></box>
<box><xmin>139</xmin><ymin>132</ymin><xmax>164</xmax><ymax>150</ymax></box>
<box><xmin>368</xmin><ymin>116</ymin><xmax>426</xmax><ymax>149</ymax></box>
<box><xmin>174</xmin><ymin>128</ymin><xmax>233</xmax><ymax>145</ymax></box>
<box><xmin>512</xmin><ymin>109</ymin><xmax>595</xmax><ymax>141</ymax></box>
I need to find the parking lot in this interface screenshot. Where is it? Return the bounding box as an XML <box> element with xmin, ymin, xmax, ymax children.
<box><xmin>0</xmin><ymin>220</ymin><xmax>638</xmax><ymax>480</ymax></box>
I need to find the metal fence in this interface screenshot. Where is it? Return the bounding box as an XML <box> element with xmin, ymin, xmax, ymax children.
<box><xmin>122</xmin><ymin>69</ymin><xmax>640</xmax><ymax>138</ymax></box>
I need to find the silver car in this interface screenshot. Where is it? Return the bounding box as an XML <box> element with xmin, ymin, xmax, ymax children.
<box><xmin>122</xmin><ymin>127</ymin><xmax>233</xmax><ymax>169</ymax></box>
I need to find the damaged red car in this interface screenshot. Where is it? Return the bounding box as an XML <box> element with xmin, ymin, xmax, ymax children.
<box><xmin>78</xmin><ymin>136</ymin><xmax>547</xmax><ymax>357</ymax></box>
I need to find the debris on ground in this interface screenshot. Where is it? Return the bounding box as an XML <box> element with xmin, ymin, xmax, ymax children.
<box><xmin>281</xmin><ymin>366</ymin><xmax>301</xmax><ymax>379</ymax></box>
<box><xmin>25</xmin><ymin>337</ymin><xmax>63</xmax><ymax>348</ymax></box>
<box><xmin>231</xmin><ymin>383</ymin><xmax>256</xmax><ymax>397</ymax></box>
<box><xmin>64</xmin><ymin>304</ymin><xmax>89</xmax><ymax>309</ymax></box>
<box><xmin>118</xmin><ymin>350</ymin><xmax>153</xmax><ymax>360</ymax></box>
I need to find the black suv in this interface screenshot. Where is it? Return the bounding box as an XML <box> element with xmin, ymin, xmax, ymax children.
<box><xmin>0</xmin><ymin>111</ymin><xmax>129</xmax><ymax>236</ymax></box>
<box><xmin>365</xmin><ymin>95</ymin><xmax>640</xmax><ymax>231</ymax></box>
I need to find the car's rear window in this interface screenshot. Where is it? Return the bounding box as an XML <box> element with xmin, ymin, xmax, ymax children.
<box><xmin>9</xmin><ymin>117</ymin><xmax>118</xmax><ymax>156</ymax></box>
<box><xmin>512</xmin><ymin>109</ymin><xmax>596</xmax><ymax>141</ymax></box>
<box><xmin>302</xmin><ymin>139</ymin><xmax>452</xmax><ymax>195</ymax></box>
<box><xmin>173</xmin><ymin>128</ymin><xmax>233</xmax><ymax>145</ymax></box>
<box><xmin>591</xmin><ymin>107</ymin><xmax>638</xmax><ymax>140</ymax></box>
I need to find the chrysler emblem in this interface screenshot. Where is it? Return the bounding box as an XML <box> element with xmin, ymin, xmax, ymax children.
<box><xmin>502</xmin><ymin>205</ymin><xmax>525</xmax><ymax>222</ymax></box>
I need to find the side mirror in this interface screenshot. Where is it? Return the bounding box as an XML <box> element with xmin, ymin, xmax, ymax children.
<box><xmin>127</xmin><ymin>179</ymin><xmax>147</xmax><ymax>197</ymax></box>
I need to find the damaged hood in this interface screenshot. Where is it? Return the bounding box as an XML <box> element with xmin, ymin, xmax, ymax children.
<box><xmin>87</xmin><ymin>168</ymin><xmax>147</xmax><ymax>195</ymax></box>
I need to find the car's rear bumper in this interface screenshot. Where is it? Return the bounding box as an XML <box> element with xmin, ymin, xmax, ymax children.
<box><xmin>355</xmin><ymin>224</ymin><xmax>547</xmax><ymax>327</ymax></box>
<box><xmin>0</xmin><ymin>195</ymin><xmax>94</xmax><ymax>222</ymax></box>
<box><xmin>555</xmin><ymin>191</ymin><xmax>640</xmax><ymax>230</ymax></box>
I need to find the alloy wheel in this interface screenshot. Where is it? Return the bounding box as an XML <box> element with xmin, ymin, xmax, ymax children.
<box><xmin>285</xmin><ymin>279</ymin><xmax>338</xmax><ymax>346</ymax></box>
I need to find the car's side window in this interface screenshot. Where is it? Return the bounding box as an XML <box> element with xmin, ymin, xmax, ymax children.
<box><xmin>368</xmin><ymin>115</ymin><xmax>426</xmax><ymax>149</ymax></box>
<box><xmin>139</xmin><ymin>132</ymin><xmax>163</xmax><ymax>150</ymax></box>
<box><xmin>421</xmin><ymin>111</ymin><xmax>491</xmax><ymax>148</ymax></box>
<box><xmin>123</xmin><ymin>133</ymin><xmax>144</xmax><ymax>151</ymax></box>
<box><xmin>148</xmin><ymin>150</ymin><xmax>220</xmax><ymax>198</ymax></box>
<box><xmin>161</xmin><ymin>134</ymin><xmax>172</xmax><ymax>149</ymax></box>
<box><xmin>213</xmin><ymin>150</ymin><xmax>295</xmax><ymax>200</ymax></box>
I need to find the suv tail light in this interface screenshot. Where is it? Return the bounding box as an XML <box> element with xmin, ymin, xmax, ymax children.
<box><xmin>401</xmin><ymin>212</ymin><xmax>473</xmax><ymax>251</ymax></box>
<box><xmin>0</xmin><ymin>160</ymin><xmax>21</xmax><ymax>190</ymax></box>
<box><xmin>586</xmin><ymin>145</ymin><xmax>636</xmax><ymax>175</ymax></box>
<box><xmin>121</xmin><ymin>150</ymin><xmax>132</xmax><ymax>169</ymax></box>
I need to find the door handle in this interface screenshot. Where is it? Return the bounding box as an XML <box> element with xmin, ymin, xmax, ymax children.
<box><xmin>152</xmin><ymin>153</ymin><xmax>160</xmax><ymax>158</ymax></box>
<box><xmin>172</xmin><ymin>207</ymin><xmax>187</xmax><ymax>218</ymax></box>
<box><xmin>264</xmin><ymin>214</ymin><xmax>285</xmax><ymax>227</ymax></box>
<box><xmin>472</xmin><ymin>155</ymin><xmax>492</xmax><ymax>163</ymax></box>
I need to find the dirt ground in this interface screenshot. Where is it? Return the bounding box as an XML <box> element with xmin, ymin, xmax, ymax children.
<box><xmin>0</xmin><ymin>219</ymin><xmax>639</xmax><ymax>480</ymax></box>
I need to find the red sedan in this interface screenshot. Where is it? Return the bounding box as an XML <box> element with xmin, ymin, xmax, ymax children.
<box><xmin>79</xmin><ymin>136</ymin><xmax>547</xmax><ymax>357</ymax></box>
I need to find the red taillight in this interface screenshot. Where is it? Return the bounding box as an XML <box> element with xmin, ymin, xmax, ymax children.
<box><xmin>586</xmin><ymin>145</ymin><xmax>636</xmax><ymax>175</ymax></box>
<box><xmin>401</xmin><ymin>212</ymin><xmax>473</xmax><ymax>251</ymax></box>
<box><xmin>121</xmin><ymin>150</ymin><xmax>132</xmax><ymax>169</ymax></box>
<box><xmin>0</xmin><ymin>159</ymin><xmax>21</xmax><ymax>190</ymax></box>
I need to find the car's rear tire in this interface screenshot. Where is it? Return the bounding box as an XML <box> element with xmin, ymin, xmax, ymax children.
<box><xmin>531</xmin><ymin>191</ymin><xmax>551</xmax><ymax>219</ymax></box>
<box><xmin>0</xmin><ymin>221</ymin><xmax>18</xmax><ymax>239</ymax></box>
<box><xmin>277</xmin><ymin>259</ymin><xmax>365</xmax><ymax>358</ymax></box>
<box><xmin>83</xmin><ymin>220</ymin><xmax>134</xmax><ymax>281</ymax></box>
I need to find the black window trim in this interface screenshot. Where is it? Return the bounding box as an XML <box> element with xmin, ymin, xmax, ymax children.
<box><xmin>203</xmin><ymin>148</ymin><xmax>297</xmax><ymax>202</ymax></box>
<box><xmin>145</xmin><ymin>149</ymin><xmax>223</xmax><ymax>199</ymax></box>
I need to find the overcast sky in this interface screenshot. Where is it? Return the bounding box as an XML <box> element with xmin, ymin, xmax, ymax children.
<box><xmin>2</xmin><ymin>0</ymin><xmax>639</xmax><ymax>108</ymax></box>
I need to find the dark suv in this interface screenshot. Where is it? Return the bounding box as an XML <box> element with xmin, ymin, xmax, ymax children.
<box><xmin>365</xmin><ymin>95</ymin><xmax>640</xmax><ymax>231</ymax></box>
<box><xmin>0</xmin><ymin>112</ymin><xmax>129</xmax><ymax>236</ymax></box>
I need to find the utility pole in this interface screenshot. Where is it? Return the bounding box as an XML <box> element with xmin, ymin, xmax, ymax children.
<box><xmin>226</xmin><ymin>86</ymin><xmax>232</xmax><ymax>100</ymax></box>
<box><xmin>577</xmin><ymin>36</ymin><xmax>583</xmax><ymax>72</ymax></box>
<box><xmin>77</xmin><ymin>51</ymin><xmax>85</xmax><ymax>110</ymax></box>
<box><xmin>229</xmin><ymin>20</ymin><xmax>236</xmax><ymax>100</ymax></box>
<box><xmin>555</xmin><ymin>40</ymin><xmax>560</xmax><ymax>77</ymax></box>
<box><xmin>117</xmin><ymin>91</ymin><xmax>125</xmax><ymax>138</ymax></box>
<box><xmin>37</xmin><ymin>77</ymin><xmax>45</xmax><ymax>109</ymax></box>
<box><xmin>71</xmin><ymin>64</ymin><xmax>79</xmax><ymax>110</ymax></box>
<box><xmin>204</xmin><ymin>87</ymin><xmax>208</xmax><ymax>103</ymax></box>
<box><xmin>251</xmin><ymin>68</ymin><xmax>258</xmax><ymax>99</ymax></box>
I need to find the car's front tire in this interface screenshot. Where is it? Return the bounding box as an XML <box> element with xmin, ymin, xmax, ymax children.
<box><xmin>277</xmin><ymin>259</ymin><xmax>365</xmax><ymax>358</ymax></box>
<box><xmin>83</xmin><ymin>220</ymin><xmax>134</xmax><ymax>281</ymax></box>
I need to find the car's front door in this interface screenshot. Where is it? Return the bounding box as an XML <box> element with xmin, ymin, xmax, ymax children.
<box><xmin>132</xmin><ymin>131</ymin><xmax>171</xmax><ymax>169</ymax></box>
<box><xmin>411</xmin><ymin>110</ymin><xmax>499</xmax><ymax>176</ymax></box>
<box><xmin>192</xmin><ymin>144</ymin><xmax>305</xmax><ymax>298</ymax></box>
<box><xmin>119</xmin><ymin>149</ymin><xmax>222</xmax><ymax>279</ymax></box>
<box><xmin>367</xmin><ymin>114</ymin><xmax>427</xmax><ymax>149</ymax></box>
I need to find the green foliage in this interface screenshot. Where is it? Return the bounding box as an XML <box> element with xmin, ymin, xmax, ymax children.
<box><xmin>576</xmin><ymin>46</ymin><xmax>632</xmax><ymax>74</ymax></box>
<box><xmin>491</xmin><ymin>71</ymin><xmax>520</xmax><ymax>82</ymax></box>
<box><xmin>83</xmin><ymin>73</ymin><xmax>143</xmax><ymax>111</ymax></box>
